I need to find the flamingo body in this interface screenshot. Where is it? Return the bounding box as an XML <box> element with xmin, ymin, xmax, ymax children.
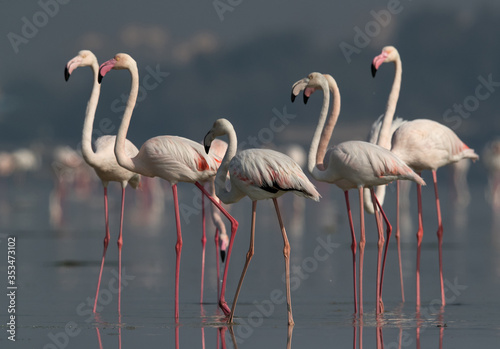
<box><xmin>226</xmin><ymin>148</ymin><xmax>320</xmax><ymax>202</ymax></box>
<box><xmin>391</xmin><ymin>119</ymin><xmax>479</xmax><ymax>172</ymax></box>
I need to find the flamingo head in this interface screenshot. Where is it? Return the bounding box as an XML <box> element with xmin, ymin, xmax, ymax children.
<box><xmin>291</xmin><ymin>72</ymin><xmax>329</xmax><ymax>104</ymax></box>
<box><xmin>219</xmin><ymin>232</ymin><xmax>229</xmax><ymax>262</ymax></box>
<box><xmin>98</xmin><ymin>53</ymin><xmax>136</xmax><ymax>84</ymax></box>
<box><xmin>371</xmin><ymin>46</ymin><xmax>399</xmax><ymax>77</ymax></box>
<box><xmin>64</xmin><ymin>50</ymin><xmax>98</xmax><ymax>81</ymax></box>
<box><xmin>204</xmin><ymin>118</ymin><xmax>233</xmax><ymax>154</ymax></box>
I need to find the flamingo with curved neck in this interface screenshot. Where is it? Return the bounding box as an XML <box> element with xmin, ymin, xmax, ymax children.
<box><xmin>98</xmin><ymin>53</ymin><xmax>239</xmax><ymax>321</ymax></box>
<box><xmin>204</xmin><ymin>118</ymin><xmax>320</xmax><ymax>325</ymax></box>
<box><xmin>65</xmin><ymin>50</ymin><xmax>141</xmax><ymax>314</ymax></box>
<box><xmin>292</xmin><ymin>72</ymin><xmax>425</xmax><ymax>315</ymax></box>
<box><xmin>371</xmin><ymin>45</ymin><xmax>479</xmax><ymax>308</ymax></box>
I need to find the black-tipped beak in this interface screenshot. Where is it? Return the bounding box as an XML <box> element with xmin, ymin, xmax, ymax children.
<box><xmin>98</xmin><ymin>73</ymin><xmax>104</xmax><ymax>84</ymax></box>
<box><xmin>204</xmin><ymin>144</ymin><xmax>210</xmax><ymax>154</ymax></box>
<box><xmin>303</xmin><ymin>93</ymin><xmax>309</xmax><ymax>104</ymax></box>
<box><xmin>220</xmin><ymin>250</ymin><xmax>226</xmax><ymax>263</ymax></box>
<box><xmin>371</xmin><ymin>64</ymin><xmax>377</xmax><ymax>78</ymax></box>
<box><xmin>64</xmin><ymin>67</ymin><xmax>70</xmax><ymax>81</ymax></box>
<box><xmin>291</xmin><ymin>92</ymin><xmax>296</xmax><ymax>103</ymax></box>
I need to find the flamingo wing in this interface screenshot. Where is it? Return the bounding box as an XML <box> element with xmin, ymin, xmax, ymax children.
<box><xmin>230</xmin><ymin>149</ymin><xmax>320</xmax><ymax>201</ymax></box>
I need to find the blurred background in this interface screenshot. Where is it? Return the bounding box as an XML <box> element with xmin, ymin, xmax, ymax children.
<box><xmin>2</xmin><ymin>2</ymin><xmax>500</xmax><ymax>347</ymax></box>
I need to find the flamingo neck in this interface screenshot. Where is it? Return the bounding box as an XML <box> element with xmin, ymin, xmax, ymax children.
<box><xmin>214</xmin><ymin>123</ymin><xmax>238</xmax><ymax>203</ymax></box>
<box><xmin>81</xmin><ymin>61</ymin><xmax>101</xmax><ymax>167</ymax></box>
<box><xmin>115</xmin><ymin>64</ymin><xmax>140</xmax><ymax>172</ymax></box>
<box><xmin>378</xmin><ymin>57</ymin><xmax>402</xmax><ymax>149</ymax></box>
<box><xmin>308</xmin><ymin>75</ymin><xmax>340</xmax><ymax>180</ymax></box>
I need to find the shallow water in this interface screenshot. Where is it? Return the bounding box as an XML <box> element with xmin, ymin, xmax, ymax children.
<box><xmin>1</xmin><ymin>172</ymin><xmax>500</xmax><ymax>348</ymax></box>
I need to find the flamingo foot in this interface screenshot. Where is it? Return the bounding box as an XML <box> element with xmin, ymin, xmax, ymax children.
<box><xmin>219</xmin><ymin>300</ymin><xmax>231</xmax><ymax>316</ymax></box>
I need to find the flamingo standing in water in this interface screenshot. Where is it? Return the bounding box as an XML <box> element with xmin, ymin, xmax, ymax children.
<box><xmin>291</xmin><ymin>72</ymin><xmax>425</xmax><ymax>314</ymax></box>
<box><xmin>203</xmin><ymin>118</ymin><xmax>321</xmax><ymax>325</ymax></box>
<box><xmin>371</xmin><ymin>46</ymin><xmax>479</xmax><ymax>307</ymax></box>
<box><xmin>98</xmin><ymin>53</ymin><xmax>238</xmax><ymax>320</ymax></box>
<box><xmin>65</xmin><ymin>50</ymin><xmax>141</xmax><ymax>314</ymax></box>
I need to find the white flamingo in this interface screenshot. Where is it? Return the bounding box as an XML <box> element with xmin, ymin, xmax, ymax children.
<box><xmin>98</xmin><ymin>53</ymin><xmax>238</xmax><ymax>320</ymax></box>
<box><xmin>203</xmin><ymin>118</ymin><xmax>320</xmax><ymax>325</ymax></box>
<box><xmin>65</xmin><ymin>50</ymin><xmax>141</xmax><ymax>313</ymax></box>
<box><xmin>291</xmin><ymin>72</ymin><xmax>425</xmax><ymax>314</ymax></box>
<box><xmin>371</xmin><ymin>45</ymin><xmax>479</xmax><ymax>307</ymax></box>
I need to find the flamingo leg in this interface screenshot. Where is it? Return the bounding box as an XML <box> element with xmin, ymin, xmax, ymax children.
<box><xmin>228</xmin><ymin>201</ymin><xmax>257</xmax><ymax>324</ymax></box>
<box><xmin>373</xmin><ymin>191</ymin><xmax>392</xmax><ymax>314</ymax></box>
<box><xmin>117</xmin><ymin>186</ymin><xmax>125</xmax><ymax>315</ymax></box>
<box><xmin>172</xmin><ymin>184</ymin><xmax>183</xmax><ymax>321</ymax></box>
<box><xmin>194</xmin><ymin>182</ymin><xmax>239</xmax><ymax>316</ymax></box>
<box><xmin>396</xmin><ymin>181</ymin><xmax>405</xmax><ymax>302</ymax></box>
<box><xmin>214</xmin><ymin>228</ymin><xmax>221</xmax><ymax>301</ymax></box>
<box><xmin>94</xmin><ymin>185</ymin><xmax>111</xmax><ymax>313</ymax></box>
<box><xmin>416</xmin><ymin>174</ymin><xmax>424</xmax><ymax>309</ymax></box>
<box><xmin>358</xmin><ymin>188</ymin><xmax>366</xmax><ymax>315</ymax></box>
<box><xmin>272</xmin><ymin>198</ymin><xmax>294</xmax><ymax>326</ymax></box>
<box><xmin>432</xmin><ymin>170</ymin><xmax>445</xmax><ymax>306</ymax></box>
<box><xmin>344</xmin><ymin>190</ymin><xmax>358</xmax><ymax>314</ymax></box>
<box><xmin>371</xmin><ymin>189</ymin><xmax>385</xmax><ymax>315</ymax></box>
<box><xmin>200</xmin><ymin>193</ymin><xmax>206</xmax><ymax>304</ymax></box>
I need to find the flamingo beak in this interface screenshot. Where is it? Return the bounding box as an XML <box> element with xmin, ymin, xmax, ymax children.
<box><xmin>64</xmin><ymin>67</ymin><xmax>70</xmax><ymax>81</ymax></box>
<box><xmin>64</xmin><ymin>56</ymin><xmax>83</xmax><ymax>81</ymax></box>
<box><xmin>220</xmin><ymin>250</ymin><xmax>226</xmax><ymax>263</ymax></box>
<box><xmin>98</xmin><ymin>58</ymin><xmax>117</xmax><ymax>84</ymax></box>
<box><xmin>371</xmin><ymin>51</ymin><xmax>389</xmax><ymax>78</ymax></box>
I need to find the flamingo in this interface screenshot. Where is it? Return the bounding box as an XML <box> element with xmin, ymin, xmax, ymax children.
<box><xmin>291</xmin><ymin>72</ymin><xmax>425</xmax><ymax>314</ymax></box>
<box><xmin>371</xmin><ymin>45</ymin><xmax>479</xmax><ymax>307</ymax></box>
<box><xmin>203</xmin><ymin>118</ymin><xmax>320</xmax><ymax>325</ymax></box>
<box><xmin>65</xmin><ymin>50</ymin><xmax>141</xmax><ymax>314</ymax></box>
<box><xmin>97</xmin><ymin>53</ymin><xmax>238</xmax><ymax>320</ymax></box>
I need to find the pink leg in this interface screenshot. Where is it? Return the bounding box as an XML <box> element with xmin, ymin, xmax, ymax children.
<box><xmin>214</xmin><ymin>228</ymin><xmax>221</xmax><ymax>301</ymax></box>
<box><xmin>358</xmin><ymin>188</ymin><xmax>366</xmax><ymax>315</ymax></box>
<box><xmin>344</xmin><ymin>191</ymin><xmax>358</xmax><ymax>314</ymax></box>
<box><xmin>172</xmin><ymin>184</ymin><xmax>183</xmax><ymax>321</ymax></box>
<box><xmin>396</xmin><ymin>181</ymin><xmax>405</xmax><ymax>302</ymax></box>
<box><xmin>373</xmin><ymin>191</ymin><xmax>392</xmax><ymax>314</ymax></box>
<box><xmin>370</xmin><ymin>189</ymin><xmax>385</xmax><ymax>315</ymax></box>
<box><xmin>200</xmin><ymin>193</ymin><xmax>206</xmax><ymax>304</ymax></box>
<box><xmin>228</xmin><ymin>201</ymin><xmax>257</xmax><ymax>324</ymax></box>
<box><xmin>432</xmin><ymin>170</ymin><xmax>445</xmax><ymax>306</ymax></box>
<box><xmin>416</xmin><ymin>175</ymin><xmax>424</xmax><ymax>309</ymax></box>
<box><xmin>195</xmin><ymin>182</ymin><xmax>238</xmax><ymax>316</ymax></box>
<box><xmin>96</xmin><ymin>327</ymin><xmax>103</xmax><ymax>349</ymax></box>
<box><xmin>117</xmin><ymin>187</ymin><xmax>125</xmax><ymax>315</ymax></box>
<box><xmin>94</xmin><ymin>185</ymin><xmax>111</xmax><ymax>313</ymax></box>
<box><xmin>273</xmin><ymin>198</ymin><xmax>294</xmax><ymax>325</ymax></box>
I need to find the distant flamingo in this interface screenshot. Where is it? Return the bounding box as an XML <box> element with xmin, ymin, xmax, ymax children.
<box><xmin>65</xmin><ymin>50</ymin><xmax>141</xmax><ymax>314</ymax></box>
<box><xmin>371</xmin><ymin>46</ymin><xmax>479</xmax><ymax>307</ymax></box>
<box><xmin>203</xmin><ymin>118</ymin><xmax>321</xmax><ymax>325</ymax></box>
<box><xmin>98</xmin><ymin>53</ymin><xmax>238</xmax><ymax>320</ymax></box>
<box><xmin>291</xmin><ymin>72</ymin><xmax>425</xmax><ymax>314</ymax></box>
<box><xmin>483</xmin><ymin>139</ymin><xmax>500</xmax><ymax>210</ymax></box>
